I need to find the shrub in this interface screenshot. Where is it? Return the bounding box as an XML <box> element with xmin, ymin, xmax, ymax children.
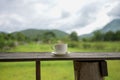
<box><xmin>0</xmin><ymin>39</ymin><xmax>6</xmax><ymax>49</ymax></box>
<box><xmin>7</xmin><ymin>40</ymin><xmax>16</xmax><ymax>48</ymax></box>
<box><xmin>82</xmin><ymin>43</ymin><xmax>91</xmax><ymax>49</ymax></box>
<box><xmin>93</xmin><ymin>44</ymin><xmax>105</xmax><ymax>50</ymax></box>
<box><xmin>68</xmin><ymin>42</ymin><xmax>79</xmax><ymax>48</ymax></box>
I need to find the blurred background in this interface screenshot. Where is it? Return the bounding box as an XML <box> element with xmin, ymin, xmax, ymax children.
<box><xmin>0</xmin><ymin>0</ymin><xmax>120</xmax><ymax>80</ymax></box>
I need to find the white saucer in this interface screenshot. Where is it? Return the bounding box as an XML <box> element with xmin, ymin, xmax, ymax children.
<box><xmin>52</xmin><ymin>52</ymin><xmax>69</xmax><ymax>56</ymax></box>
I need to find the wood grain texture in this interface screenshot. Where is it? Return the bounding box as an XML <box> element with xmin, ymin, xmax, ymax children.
<box><xmin>74</xmin><ymin>61</ymin><xmax>104</xmax><ymax>80</ymax></box>
<box><xmin>0</xmin><ymin>52</ymin><xmax>120</xmax><ymax>62</ymax></box>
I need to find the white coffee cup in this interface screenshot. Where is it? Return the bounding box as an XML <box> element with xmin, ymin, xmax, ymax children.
<box><xmin>54</xmin><ymin>44</ymin><xmax>68</xmax><ymax>54</ymax></box>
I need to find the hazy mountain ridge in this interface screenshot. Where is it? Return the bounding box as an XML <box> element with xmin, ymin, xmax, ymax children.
<box><xmin>1</xmin><ymin>19</ymin><xmax>120</xmax><ymax>39</ymax></box>
<box><xmin>79</xmin><ymin>19</ymin><xmax>120</xmax><ymax>38</ymax></box>
<box><xmin>13</xmin><ymin>29</ymin><xmax>69</xmax><ymax>39</ymax></box>
<box><xmin>100</xmin><ymin>19</ymin><xmax>120</xmax><ymax>32</ymax></box>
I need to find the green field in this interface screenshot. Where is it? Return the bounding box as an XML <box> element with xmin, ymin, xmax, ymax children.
<box><xmin>0</xmin><ymin>42</ymin><xmax>120</xmax><ymax>80</ymax></box>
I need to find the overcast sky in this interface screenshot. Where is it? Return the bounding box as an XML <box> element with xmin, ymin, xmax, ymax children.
<box><xmin>0</xmin><ymin>0</ymin><xmax>120</xmax><ymax>35</ymax></box>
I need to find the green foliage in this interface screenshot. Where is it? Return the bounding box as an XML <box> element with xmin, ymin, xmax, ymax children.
<box><xmin>7</xmin><ymin>41</ymin><xmax>120</xmax><ymax>52</ymax></box>
<box><xmin>82</xmin><ymin>38</ymin><xmax>89</xmax><ymax>42</ymax></box>
<box><xmin>0</xmin><ymin>38</ymin><xmax>6</xmax><ymax>49</ymax></box>
<box><xmin>104</xmin><ymin>31</ymin><xmax>114</xmax><ymax>41</ymax></box>
<box><xmin>8</xmin><ymin>43</ymin><xmax>52</xmax><ymax>52</ymax></box>
<box><xmin>6</xmin><ymin>40</ymin><xmax>16</xmax><ymax>47</ymax></box>
<box><xmin>93</xmin><ymin>43</ymin><xmax>105</xmax><ymax>50</ymax></box>
<box><xmin>91</xmin><ymin>30</ymin><xmax>120</xmax><ymax>41</ymax></box>
<box><xmin>82</xmin><ymin>43</ymin><xmax>91</xmax><ymax>49</ymax></box>
<box><xmin>68</xmin><ymin>41</ymin><xmax>79</xmax><ymax>48</ymax></box>
<box><xmin>0</xmin><ymin>33</ymin><xmax>7</xmax><ymax>50</ymax></box>
<box><xmin>14</xmin><ymin>32</ymin><xmax>26</xmax><ymax>41</ymax></box>
<box><xmin>42</xmin><ymin>31</ymin><xmax>56</xmax><ymax>43</ymax></box>
<box><xmin>115</xmin><ymin>30</ymin><xmax>120</xmax><ymax>40</ymax></box>
<box><xmin>69</xmin><ymin>31</ymin><xmax>79</xmax><ymax>41</ymax></box>
<box><xmin>0</xmin><ymin>32</ymin><xmax>27</xmax><ymax>51</ymax></box>
<box><xmin>92</xmin><ymin>30</ymin><xmax>104</xmax><ymax>41</ymax></box>
<box><xmin>60</xmin><ymin>36</ymin><xmax>70</xmax><ymax>43</ymax></box>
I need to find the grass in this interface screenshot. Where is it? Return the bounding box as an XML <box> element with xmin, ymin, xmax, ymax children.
<box><xmin>8</xmin><ymin>41</ymin><xmax>120</xmax><ymax>52</ymax></box>
<box><xmin>105</xmin><ymin>61</ymin><xmax>120</xmax><ymax>80</ymax></box>
<box><xmin>0</xmin><ymin>41</ymin><xmax>120</xmax><ymax>80</ymax></box>
<box><xmin>8</xmin><ymin>43</ymin><xmax>52</xmax><ymax>52</ymax></box>
<box><xmin>0</xmin><ymin>62</ymin><xmax>35</xmax><ymax>80</ymax></box>
<box><xmin>0</xmin><ymin>61</ymin><xmax>74</xmax><ymax>80</ymax></box>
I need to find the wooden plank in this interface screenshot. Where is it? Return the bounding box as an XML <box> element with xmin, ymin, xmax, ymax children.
<box><xmin>0</xmin><ymin>52</ymin><xmax>120</xmax><ymax>62</ymax></box>
<box><xmin>74</xmin><ymin>61</ymin><xmax>104</xmax><ymax>80</ymax></box>
<box><xmin>36</xmin><ymin>61</ymin><xmax>41</xmax><ymax>80</ymax></box>
<box><xmin>99</xmin><ymin>61</ymin><xmax>108</xmax><ymax>77</ymax></box>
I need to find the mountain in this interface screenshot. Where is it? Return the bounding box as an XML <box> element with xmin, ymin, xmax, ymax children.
<box><xmin>79</xmin><ymin>19</ymin><xmax>120</xmax><ymax>38</ymax></box>
<box><xmin>13</xmin><ymin>29</ymin><xmax>69</xmax><ymax>39</ymax></box>
<box><xmin>79</xmin><ymin>33</ymin><xmax>93</xmax><ymax>39</ymax></box>
<box><xmin>100</xmin><ymin>19</ymin><xmax>120</xmax><ymax>33</ymax></box>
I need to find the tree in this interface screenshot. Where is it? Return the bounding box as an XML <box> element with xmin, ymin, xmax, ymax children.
<box><xmin>115</xmin><ymin>30</ymin><xmax>120</xmax><ymax>41</ymax></box>
<box><xmin>104</xmin><ymin>31</ymin><xmax>114</xmax><ymax>41</ymax></box>
<box><xmin>0</xmin><ymin>39</ymin><xmax>6</xmax><ymax>49</ymax></box>
<box><xmin>42</xmin><ymin>31</ymin><xmax>56</xmax><ymax>43</ymax></box>
<box><xmin>15</xmin><ymin>32</ymin><xmax>26</xmax><ymax>41</ymax></box>
<box><xmin>69</xmin><ymin>31</ymin><xmax>79</xmax><ymax>41</ymax></box>
<box><xmin>4</xmin><ymin>33</ymin><xmax>15</xmax><ymax>40</ymax></box>
<box><xmin>0</xmin><ymin>32</ymin><xmax>7</xmax><ymax>40</ymax></box>
<box><xmin>0</xmin><ymin>33</ymin><xmax>7</xmax><ymax>49</ymax></box>
<box><xmin>92</xmin><ymin>30</ymin><xmax>104</xmax><ymax>41</ymax></box>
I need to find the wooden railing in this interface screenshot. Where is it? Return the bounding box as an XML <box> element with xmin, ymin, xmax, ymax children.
<box><xmin>0</xmin><ymin>52</ymin><xmax>120</xmax><ymax>80</ymax></box>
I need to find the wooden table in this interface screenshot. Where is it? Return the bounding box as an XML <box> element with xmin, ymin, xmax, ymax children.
<box><xmin>0</xmin><ymin>52</ymin><xmax>120</xmax><ymax>80</ymax></box>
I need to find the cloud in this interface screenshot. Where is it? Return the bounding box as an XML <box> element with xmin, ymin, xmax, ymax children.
<box><xmin>61</xmin><ymin>11</ymin><xmax>70</xmax><ymax>19</ymax></box>
<box><xmin>0</xmin><ymin>0</ymin><xmax>120</xmax><ymax>35</ymax></box>
<box><xmin>108</xmin><ymin>2</ymin><xmax>120</xmax><ymax>18</ymax></box>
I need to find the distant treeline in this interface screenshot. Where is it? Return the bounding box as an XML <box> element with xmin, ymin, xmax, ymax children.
<box><xmin>0</xmin><ymin>32</ymin><xmax>28</xmax><ymax>50</ymax></box>
<box><xmin>0</xmin><ymin>31</ymin><xmax>79</xmax><ymax>50</ymax></box>
<box><xmin>90</xmin><ymin>30</ymin><xmax>120</xmax><ymax>41</ymax></box>
<box><xmin>0</xmin><ymin>30</ymin><xmax>120</xmax><ymax>50</ymax></box>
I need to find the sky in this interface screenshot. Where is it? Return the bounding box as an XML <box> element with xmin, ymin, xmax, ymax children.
<box><xmin>0</xmin><ymin>0</ymin><xmax>120</xmax><ymax>35</ymax></box>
